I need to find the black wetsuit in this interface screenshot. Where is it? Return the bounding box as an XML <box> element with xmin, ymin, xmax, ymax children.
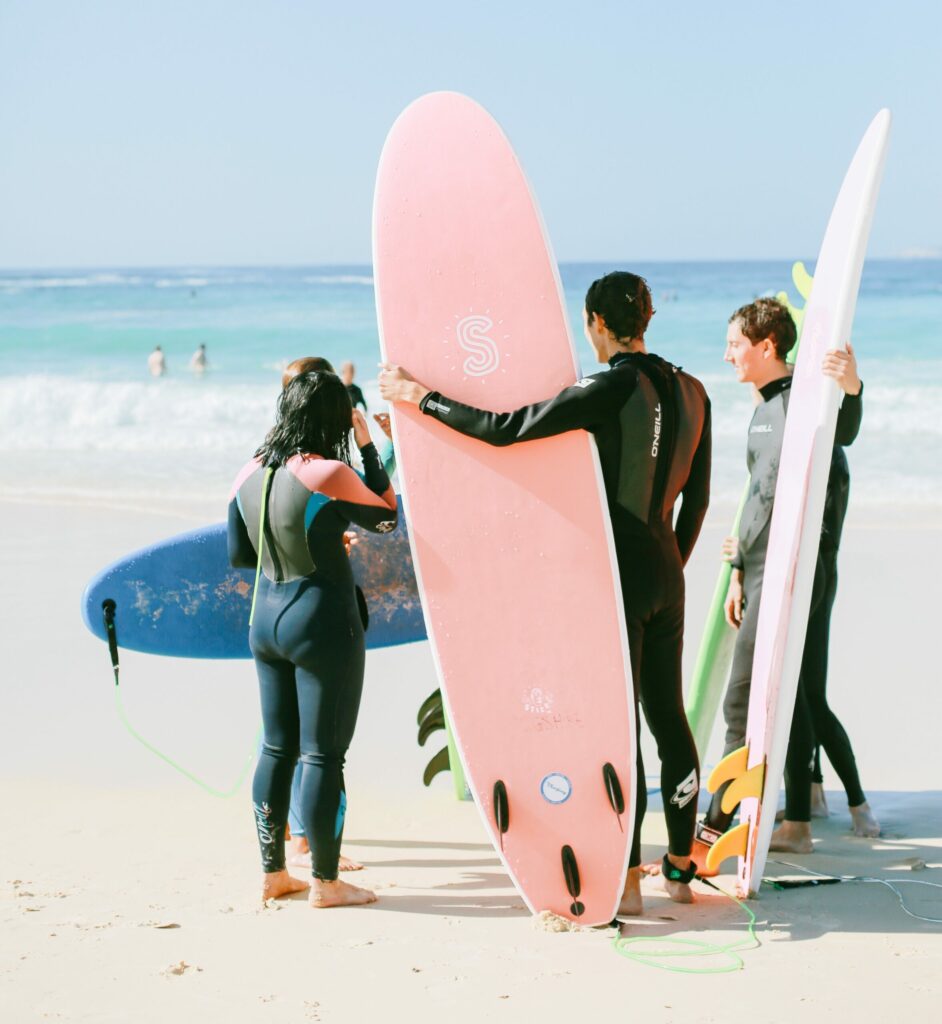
<box><xmin>805</xmin><ymin>427</ymin><xmax>868</xmax><ymax>808</ymax></box>
<box><xmin>420</xmin><ymin>351</ymin><xmax>711</xmax><ymax>866</ymax></box>
<box><xmin>706</xmin><ymin>376</ymin><xmax>864</xmax><ymax>831</ymax></box>
<box><xmin>346</xmin><ymin>383</ymin><xmax>367</xmax><ymax>411</ymax></box>
<box><xmin>228</xmin><ymin>444</ymin><xmax>397</xmax><ymax>880</ymax></box>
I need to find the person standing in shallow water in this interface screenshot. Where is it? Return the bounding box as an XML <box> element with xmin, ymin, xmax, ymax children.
<box><xmin>190</xmin><ymin>343</ymin><xmax>208</xmax><ymax>374</ymax></box>
<box><xmin>148</xmin><ymin>345</ymin><xmax>166</xmax><ymax>377</ymax></box>
<box><xmin>228</xmin><ymin>371</ymin><xmax>398</xmax><ymax>908</ymax></box>
<box><xmin>380</xmin><ymin>271</ymin><xmax>711</xmax><ymax>915</ymax></box>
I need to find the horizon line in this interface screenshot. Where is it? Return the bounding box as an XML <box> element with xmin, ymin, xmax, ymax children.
<box><xmin>1</xmin><ymin>255</ymin><xmax>939</xmax><ymax>274</ymax></box>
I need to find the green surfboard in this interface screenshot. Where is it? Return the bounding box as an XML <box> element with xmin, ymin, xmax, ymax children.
<box><xmin>684</xmin><ymin>262</ymin><xmax>813</xmax><ymax>760</ymax></box>
<box><xmin>417</xmin><ymin>688</ymin><xmax>471</xmax><ymax>800</ymax></box>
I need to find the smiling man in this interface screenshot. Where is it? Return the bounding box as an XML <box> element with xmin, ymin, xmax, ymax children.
<box><xmin>693</xmin><ymin>296</ymin><xmax>877</xmax><ymax>871</ymax></box>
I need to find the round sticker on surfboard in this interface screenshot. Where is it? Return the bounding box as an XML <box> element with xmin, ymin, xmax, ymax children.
<box><xmin>540</xmin><ymin>772</ymin><xmax>572</xmax><ymax>805</ymax></box>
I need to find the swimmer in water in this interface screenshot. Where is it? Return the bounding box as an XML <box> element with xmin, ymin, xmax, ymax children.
<box><xmin>148</xmin><ymin>345</ymin><xmax>166</xmax><ymax>377</ymax></box>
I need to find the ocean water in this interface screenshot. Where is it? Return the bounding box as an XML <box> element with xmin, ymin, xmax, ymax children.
<box><xmin>1</xmin><ymin>261</ymin><xmax>939</xmax><ymax>512</ymax></box>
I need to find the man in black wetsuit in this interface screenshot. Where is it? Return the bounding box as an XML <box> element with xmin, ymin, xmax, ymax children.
<box><xmin>341</xmin><ymin>361</ymin><xmax>368</xmax><ymax>411</ymax></box>
<box><xmin>695</xmin><ymin>297</ymin><xmax>877</xmax><ymax>869</ymax></box>
<box><xmin>379</xmin><ymin>272</ymin><xmax>711</xmax><ymax>913</ymax></box>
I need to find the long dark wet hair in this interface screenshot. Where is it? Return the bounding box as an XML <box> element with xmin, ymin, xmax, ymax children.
<box><xmin>255</xmin><ymin>371</ymin><xmax>353</xmax><ymax>467</ymax></box>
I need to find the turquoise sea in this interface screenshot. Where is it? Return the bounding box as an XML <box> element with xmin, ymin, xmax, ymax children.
<box><xmin>1</xmin><ymin>261</ymin><xmax>939</xmax><ymax>511</ymax></box>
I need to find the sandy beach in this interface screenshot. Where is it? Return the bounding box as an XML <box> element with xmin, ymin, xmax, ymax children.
<box><xmin>2</xmin><ymin>496</ymin><xmax>940</xmax><ymax>1022</ymax></box>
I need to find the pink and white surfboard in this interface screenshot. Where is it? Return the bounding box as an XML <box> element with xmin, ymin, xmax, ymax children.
<box><xmin>736</xmin><ymin>111</ymin><xmax>891</xmax><ymax>896</ymax></box>
<box><xmin>372</xmin><ymin>92</ymin><xmax>636</xmax><ymax>925</ymax></box>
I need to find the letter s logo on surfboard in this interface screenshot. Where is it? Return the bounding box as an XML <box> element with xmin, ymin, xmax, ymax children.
<box><xmin>455</xmin><ymin>313</ymin><xmax>501</xmax><ymax>377</ymax></box>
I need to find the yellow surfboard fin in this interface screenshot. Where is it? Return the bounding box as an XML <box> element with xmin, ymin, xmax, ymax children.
<box><xmin>706</xmin><ymin>822</ymin><xmax>749</xmax><ymax>873</ymax></box>
<box><xmin>792</xmin><ymin>260</ymin><xmax>814</xmax><ymax>301</ymax></box>
<box><xmin>777</xmin><ymin>259</ymin><xmax>815</xmax><ymax>362</ymax></box>
<box><xmin>707</xmin><ymin>746</ymin><xmax>748</xmax><ymax>792</ymax></box>
<box><xmin>721</xmin><ymin>763</ymin><xmax>765</xmax><ymax>813</ymax></box>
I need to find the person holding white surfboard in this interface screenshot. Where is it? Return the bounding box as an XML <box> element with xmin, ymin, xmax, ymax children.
<box><xmin>380</xmin><ymin>271</ymin><xmax>711</xmax><ymax>914</ymax></box>
<box><xmin>696</xmin><ymin>297</ymin><xmax>877</xmax><ymax>868</ymax></box>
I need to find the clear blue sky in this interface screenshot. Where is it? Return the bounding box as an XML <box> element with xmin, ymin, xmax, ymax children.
<box><xmin>0</xmin><ymin>1</ymin><xmax>938</xmax><ymax>267</ymax></box>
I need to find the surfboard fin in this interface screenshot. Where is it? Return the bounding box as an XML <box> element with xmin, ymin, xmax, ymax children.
<box><xmin>602</xmin><ymin>763</ymin><xmax>625</xmax><ymax>831</ymax></box>
<box><xmin>561</xmin><ymin>845</ymin><xmax>585</xmax><ymax>917</ymax></box>
<box><xmin>777</xmin><ymin>260</ymin><xmax>815</xmax><ymax>357</ymax></box>
<box><xmin>422</xmin><ymin>746</ymin><xmax>450</xmax><ymax>786</ymax></box>
<box><xmin>721</xmin><ymin>763</ymin><xmax>765</xmax><ymax>814</ymax></box>
<box><xmin>705</xmin><ymin>822</ymin><xmax>749</xmax><ymax>873</ymax></box>
<box><xmin>492</xmin><ymin>780</ymin><xmax>509</xmax><ymax>849</ymax></box>
<box><xmin>417</xmin><ymin>709</ymin><xmax>445</xmax><ymax>746</ymax></box>
<box><xmin>417</xmin><ymin>688</ymin><xmax>442</xmax><ymax>725</ymax></box>
<box><xmin>707</xmin><ymin>746</ymin><xmax>749</xmax><ymax>792</ymax></box>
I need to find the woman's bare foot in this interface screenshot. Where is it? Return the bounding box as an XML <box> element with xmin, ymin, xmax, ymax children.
<box><xmin>769</xmin><ymin>820</ymin><xmax>813</xmax><ymax>853</ymax></box>
<box><xmin>849</xmin><ymin>802</ymin><xmax>881</xmax><ymax>837</ymax></box>
<box><xmin>662</xmin><ymin>855</ymin><xmax>695</xmax><ymax>904</ymax></box>
<box><xmin>309</xmin><ymin>878</ymin><xmax>377</xmax><ymax>908</ymax></box>
<box><xmin>287</xmin><ymin>836</ymin><xmax>363</xmax><ymax>871</ymax></box>
<box><xmin>618</xmin><ymin>866</ymin><xmax>643</xmax><ymax>916</ymax></box>
<box><xmin>811</xmin><ymin>783</ymin><xmax>830</xmax><ymax>819</ymax></box>
<box><xmin>262</xmin><ymin>870</ymin><xmax>310</xmax><ymax>901</ymax></box>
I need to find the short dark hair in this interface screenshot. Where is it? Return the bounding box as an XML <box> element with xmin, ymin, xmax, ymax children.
<box><xmin>585</xmin><ymin>271</ymin><xmax>655</xmax><ymax>342</ymax></box>
<box><xmin>729</xmin><ymin>298</ymin><xmax>796</xmax><ymax>360</ymax></box>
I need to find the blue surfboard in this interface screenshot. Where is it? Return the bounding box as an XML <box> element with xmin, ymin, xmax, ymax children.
<box><xmin>81</xmin><ymin>496</ymin><xmax>426</xmax><ymax>657</ymax></box>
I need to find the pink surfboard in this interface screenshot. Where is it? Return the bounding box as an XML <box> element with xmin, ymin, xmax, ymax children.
<box><xmin>708</xmin><ymin>111</ymin><xmax>891</xmax><ymax>896</ymax></box>
<box><xmin>373</xmin><ymin>93</ymin><xmax>636</xmax><ymax>925</ymax></box>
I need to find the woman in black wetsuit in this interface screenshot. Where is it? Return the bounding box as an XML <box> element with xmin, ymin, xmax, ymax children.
<box><xmin>379</xmin><ymin>272</ymin><xmax>711</xmax><ymax>914</ymax></box>
<box><xmin>228</xmin><ymin>371</ymin><xmax>398</xmax><ymax>908</ymax></box>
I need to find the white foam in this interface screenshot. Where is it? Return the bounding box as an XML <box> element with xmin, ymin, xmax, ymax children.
<box><xmin>0</xmin><ymin>370</ymin><xmax>939</xmax><ymax>509</ymax></box>
<box><xmin>0</xmin><ymin>374</ymin><xmax>276</xmax><ymax>454</ymax></box>
<box><xmin>303</xmin><ymin>275</ymin><xmax>374</xmax><ymax>286</ymax></box>
<box><xmin>153</xmin><ymin>277</ymin><xmax>211</xmax><ymax>288</ymax></box>
<box><xmin>0</xmin><ymin>273</ymin><xmax>146</xmax><ymax>291</ymax></box>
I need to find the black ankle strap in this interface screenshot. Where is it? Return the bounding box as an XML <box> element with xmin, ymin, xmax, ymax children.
<box><xmin>662</xmin><ymin>854</ymin><xmax>697</xmax><ymax>884</ymax></box>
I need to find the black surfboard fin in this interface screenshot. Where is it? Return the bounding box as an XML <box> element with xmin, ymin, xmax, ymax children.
<box><xmin>417</xmin><ymin>709</ymin><xmax>446</xmax><ymax>746</ymax></box>
<box><xmin>417</xmin><ymin>688</ymin><xmax>443</xmax><ymax>725</ymax></box>
<box><xmin>602</xmin><ymin>762</ymin><xmax>625</xmax><ymax>831</ymax></box>
<box><xmin>422</xmin><ymin>746</ymin><xmax>450</xmax><ymax>786</ymax></box>
<box><xmin>561</xmin><ymin>845</ymin><xmax>585</xmax><ymax>917</ymax></box>
<box><xmin>492</xmin><ymin>780</ymin><xmax>509</xmax><ymax>849</ymax></box>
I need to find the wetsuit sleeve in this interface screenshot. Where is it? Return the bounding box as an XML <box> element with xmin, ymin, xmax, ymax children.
<box><xmin>674</xmin><ymin>399</ymin><xmax>711</xmax><ymax>566</ymax></box>
<box><xmin>359</xmin><ymin>442</ymin><xmax>392</xmax><ymax>497</ymax></box>
<box><xmin>227</xmin><ymin>498</ymin><xmax>257</xmax><ymax>568</ymax></box>
<box><xmin>319</xmin><ymin>462</ymin><xmax>398</xmax><ymax>534</ymax></box>
<box><xmin>834</xmin><ymin>381</ymin><xmax>863</xmax><ymax>446</ymax></box>
<box><xmin>418</xmin><ymin>370</ymin><xmax>632</xmax><ymax>447</ymax></box>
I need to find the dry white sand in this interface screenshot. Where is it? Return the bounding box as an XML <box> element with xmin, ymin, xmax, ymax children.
<box><xmin>2</xmin><ymin>497</ymin><xmax>941</xmax><ymax>1023</ymax></box>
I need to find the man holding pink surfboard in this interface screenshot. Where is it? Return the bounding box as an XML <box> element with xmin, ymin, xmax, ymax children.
<box><xmin>381</xmin><ymin>271</ymin><xmax>711</xmax><ymax>913</ymax></box>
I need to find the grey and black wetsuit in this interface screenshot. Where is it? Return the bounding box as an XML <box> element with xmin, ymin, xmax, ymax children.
<box><xmin>706</xmin><ymin>375</ymin><xmax>864</xmax><ymax>831</ymax></box>
<box><xmin>228</xmin><ymin>444</ymin><xmax>397</xmax><ymax>880</ymax></box>
<box><xmin>420</xmin><ymin>350</ymin><xmax>711</xmax><ymax>866</ymax></box>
